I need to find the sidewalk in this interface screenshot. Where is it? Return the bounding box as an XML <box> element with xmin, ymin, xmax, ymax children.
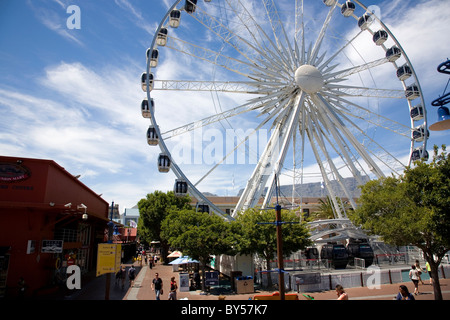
<box><xmin>122</xmin><ymin>262</ymin><xmax>450</xmax><ymax>301</ymax></box>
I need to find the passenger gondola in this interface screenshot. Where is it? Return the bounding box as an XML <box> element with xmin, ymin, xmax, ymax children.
<box><xmin>373</xmin><ymin>30</ymin><xmax>388</xmax><ymax>46</ymax></box>
<box><xmin>405</xmin><ymin>84</ymin><xmax>420</xmax><ymax>100</ymax></box>
<box><xmin>410</xmin><ymin>103</ymin><xmax>424</xmax><ymax>121</ymax></box>
<box><xmin>196</xmin><ymin>203</ymin><xmax>209</xmax><ymax>213</ymax></box>
<box><xmin>341</xmin><ymin>1</ymin><xmax>355</xmax><ymax>17</ymax></box>
<box><xmin>386</xmin><ymin>46</ymin><xmax>401</xmax><ymax>62</ymax></box>
<box><xmin>174</xmin><ymin>179</ymin><xmax>188</xmax><ymax>196</ymax></box>
<box><xmin>147</xmin><ymin>48</ymin><xmax>159</xmax><ymax>68</ymax></box>
<box><xmin>156</xmin><ymin>28</ymin><xmax>168</xmax><ymax>46</ymax></box>
<box><xmin>147</xmin><ymin>126</ymin><xmax>159</xmax><ymax>145</ymax></box>
<box><xmin>158</xmin><ymin>153</ymin><xmax>171</xmax><ymax>172</ymax></box>
<box><xmin>396</xmin><ymin>65</ymin><xmax>412</xmax><ymax>81</ymax></box>
<box><xmin>141</xmin><ymin>72</ymin><xmax>154</xmax><ymax>91</ymax></box>
<box><xmin>185</xmin><ymin>0</ymin><xmax>197</xmax><ymax>14</ymax></box>
<box><xmin>358</xmin><ymin>14</ymin><xmax>372</xmax><ymax>30</ymax></box>
<box><xmin>323</xmin><ymin>0</ymin><xmax>336</xmax><ymax>6</ymax></box>
<box><xmin>169</xmin><ymin>10</ymin><xmax>181</xmax><ymax>28</ymax></box>
<box><xmin>141</xmin><ymin>98</ymin><xmax>154</xmax><ymax>119</ymax></box>
<box><xmin>411</xmin><ymin>147</ymin><xmax>429</xmax><ymax>161</ymax></box>
<box><xmin>412</xmin><ymin>125</ymin><xmax>429</xmax><ymax>142</ymax></box>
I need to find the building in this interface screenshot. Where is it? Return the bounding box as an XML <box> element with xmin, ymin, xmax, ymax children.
<box><xmin>0</xmin><ymin>156</ymin><xmax>111</xmax><ymax>298</ymax></box>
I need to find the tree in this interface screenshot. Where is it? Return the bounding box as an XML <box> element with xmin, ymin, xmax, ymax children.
<box><xmin>161</xmin><ymin>209</ymin><xmax>236</xmax><ymax>291</ymax></box>
<box><xmin>233</xmin><ymin>208</ymin><xmax>311</xmax><ymax>288</ymax></box>
<box><xmin>349</xmin><ymin>145</ymin><xmax>450</xmax><ymax>300</ymax></box>
<box><xmin>137</xmin><ymin>191</ymin><xmax>191</xmax><ymax>263</ymax></box>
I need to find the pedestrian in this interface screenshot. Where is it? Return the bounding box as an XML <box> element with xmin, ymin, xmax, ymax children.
<box><xmin>335</xmin><ymin>284</ymin><xmax>348</xmax><ymax>300</ymax></box>
<box><xmin>149</xmin><ymin>255</ymin><xmax>154</xmax><ymax>269</ymax></box>
<box><xmin>17</xmin><ymin>277</ymin><xmax>26</xmax><ymax>299</ymax></box>
<box><xmin>117</xmin><ymin>265</ymin><xmax>126</xmax><ymax>289</ymax></box>
<box><xmin>151</xmin><ymin>272</ymin><xmax>163</xmax><ymax>300</ymax></box>
<box><xmin>415</xmin><ymin>260</ymin><xmax>424</xmax><ymax>285</ymax></box>
<box><xmin>168</xmin><ymin>276</ymin><xmax>178</xmax><ymax>300</ymax></box>
<box><xmin>425</xmin><ymin>261</ymin><xmax>432</xmax><ymax>284</ymax></box>
<box><xmin>395</xmin><ymin>285</ymin><xmax>415</xmax><ymax>300</ymax></box>
<box><xmin>409</xmin><ymin>265</ymin><xmax>420</xmax><ymax>295</ymax></box>
<box><xmin>128</xmin><ymin>264</ymin><xmax>136</xmax><ymax>288</ymax></box>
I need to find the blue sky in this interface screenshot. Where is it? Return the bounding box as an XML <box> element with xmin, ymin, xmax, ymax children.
<box><xmin>1</xmin><ymin>0</ymin><xmax>449</xmax><ymax>212</ymax></box>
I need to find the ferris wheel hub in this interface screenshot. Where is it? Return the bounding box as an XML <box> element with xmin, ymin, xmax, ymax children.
<box><xmin>295</xmin><ymin>65</ymin><xmax>324</xmax><ymax>94</ymax></box>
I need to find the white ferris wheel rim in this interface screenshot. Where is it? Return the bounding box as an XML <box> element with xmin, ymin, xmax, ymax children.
<box><xmin>143</xmin><ymin>0</ymin><xmax>427</xmax><ymax>221</ymax></box>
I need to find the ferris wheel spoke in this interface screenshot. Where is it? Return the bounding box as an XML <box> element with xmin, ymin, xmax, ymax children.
<box><xmin>324</xmin><ymin>57</ymin><xmax>389</xmax><ymax>81</ymax></box>
<box><xmin>309</xmin><ymin>121</ymin><xmax>358</xmax><ymax>211</ymax></box>
<box><xmin>324</xmin><ymin>94</ymin><xmax>412</xmax><ymax>138</ymax></box>
<box><xmin>261</xmin><ymin>0</ymin><xmax>296</xmax><ymax>70</ymax></box>
<box><xmin>324</xmin><ymin>84</ymin><xmax>405</xmax><ymax>99</ymax></box>
<box><xmin>313</xmin><ymin>93</ymin><xmax>386</xmax><ymax>178</ymax></box>
<box><xmin>191</xmin><ymin>3</ymin><xmax>288</xmax><ymax>77</ymax></box>
<box><xmin>306</xmin><ymin>102</ymin><xmax>367</xmax><ymax>187</ymax></box>
<box><xmin>151</xmin><ymin>79</ymin><xmax>283</xmax><ymax>93</ymax></box>
<box><xmin>309</xmin><ymin>1</ymin><xmax>338</xmax><ymax>65</ymax></box>
<box><xmin>305</xmin><ymin>119</ymin><xmax>344</xmax><ymax>219</ymax></box>
<box><xmin>318</xmin><ymin>29</ymin><xmax>364</xmax><ymax>73</ymax></box>
<box><xmin>319</xmin><ymin>94</ymin><xmax>407</xmax><ymax>175</ymax></box>
<box><xmin>161</xmin><ymin>95</ymin><xmax>276</xmax><ymax>139</ymax></box>
<box><xmin>227</xmin><ymin>0</ymin><xmax>294</xmax><ymax>77</ymax></box>
<box><xmin>165</xmin><ymin>36</ymin><xmax>265</xmax><ymax>79</ymax></box>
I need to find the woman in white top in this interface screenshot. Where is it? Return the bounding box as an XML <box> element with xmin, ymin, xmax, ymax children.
<box><xmin>409</xmin><ymin>265</ymin><xmax>420</xmax><ymax>295</ymax></box>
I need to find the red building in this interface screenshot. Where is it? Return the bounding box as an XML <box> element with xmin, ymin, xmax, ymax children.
<box><xmin>0</xmin><ymin>156</ymin><xmax>111</xmax><ymax>298</ymax></box>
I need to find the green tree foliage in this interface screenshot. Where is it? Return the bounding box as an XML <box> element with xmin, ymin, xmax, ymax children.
<box><xmin>349</xmin><ymin>145</ymin><xmax>449</xmax><ymax>300</ymax></box>
<box><xmin>161</xmin><ymin>209</ymin><xmax>235</xmax><ymax>291</ymax></box>
<box><xmin>232</xmin><ymin>208</ymin><xmax>311</xmax><ymax>287</ymax></box>
<box><xmin>137</xmin><ymin>191</ymin><xmax>191</xmax><ymax>263</ymax></box>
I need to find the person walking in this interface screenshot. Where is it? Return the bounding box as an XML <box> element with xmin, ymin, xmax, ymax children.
<box><xmin>151</xmin><ymin>272</ymin><xmax>163</xmax><ymax>300</ymax></box>
<box><xmin>409</xmin><ymin>265</ymin><xmax>420</xmax><ymax>295</ymax></box>
<box><xmin>395</xmin><ymin>285</ymin><xmax>415</xmax><ymax>300</ymax></box>
<box><xmin>128</xmin><ymin>264</ymin><xmax>136</xmax><ymax>288</ymax></box>
<box><xmin>425</xmin><ymin>261</ymin><xmax>432</xmax><ymax>284</ymax></box>
<box><xmin>335</xmin><ymin>284</ymin><xmax>348</xmax><ymax>300</ymax></box>
<box><xmin>168</xmin><ymin>276</ymin><xmax>178</xmax><ymax>300</ymax></box>
<box><xmin>415</xmin><ymin>260</ymin><xmax>424</xmax><ymax>285</ymax></box>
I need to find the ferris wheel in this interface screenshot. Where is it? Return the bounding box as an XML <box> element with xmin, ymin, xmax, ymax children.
<box><xmin>141</xmin><ymin>0</ymin><xmax>428</xmax><ymax>222</ymax></box>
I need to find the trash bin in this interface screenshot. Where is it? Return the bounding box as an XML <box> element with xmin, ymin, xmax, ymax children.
<box><xmin>235</xmin><ymin>276</ymin><xmax>254</xmax><ymax>294</ymax></box>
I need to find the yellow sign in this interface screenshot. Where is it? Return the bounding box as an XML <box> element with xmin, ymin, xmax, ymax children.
<box><xmin>96</xmin><ymin>244</ymin><xmax>122</xmax><ymax>277</ymax></box>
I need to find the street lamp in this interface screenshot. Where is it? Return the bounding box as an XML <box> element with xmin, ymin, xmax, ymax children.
<box><xmin>77</xmin><ymin>203</ymin><xmax>88</xmax><ymax>220</ymax></box>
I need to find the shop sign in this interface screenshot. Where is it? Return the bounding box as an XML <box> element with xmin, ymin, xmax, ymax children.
<box><xmin>41</xmin><ymin>240</ymin><xmax>64</xmax><ymax>253</ymax></box>
<box><xmin>0</xmin><ymin>162</ymin><xmax>31</xmax><ymax>183</ymax></box>
<box><xmin>96</xmin><ymin>243</ymin><xmax>121</xmax><ymax>277</ymax></box>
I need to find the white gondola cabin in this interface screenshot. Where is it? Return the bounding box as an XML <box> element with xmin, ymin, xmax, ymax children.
<box><xmin>323</xmin><ymin>0</ymin><xmax>336</xmax><ymax>6</ymax></box>
<box><xmin>141</xmin><ymin>98</ymin><xmax>155</xmax><ymax>118</ymax></box>
<box><xmin>185</xmin><ymin>0</ymin><xmax>197</xmax><ymax>14</ymax></box>
<box><xmin>410</xmin><ymin>103</ymin><xmax>424</xmax><ymax>121</ymax></box>
<box><xmin>396</xmin><ymin>65</ymin><xmax>412</xmax><ymax>81</ymax></box>
<box><xmin>411</xmin><ymin>147</ymin><xmax>429</xmax><ymax>162</ymax></box>
<box><xmin>147</xmin><ymin>48</ymin><xmax>159</xmax><ymax>68</ymax></box>
<box><xmin>358</xmin><ymin>14</ymin><xmax>372</xmax><ymax>30</ymax></box>
<box><xmin>373</xmin><ymin>30</ymin><xmax>388</xmax><ymax>45</ymax></box>
<box><xmin>147</xmin><ymin>126</ymin><xmax>159</xmax><ymax>145</ymax></box>
<box><xmin>169</xmin><ymin>10</ymin><xmax>181</xmax><ymax>28</ymax></box>
<box><xmin>341</xmin><ymin>1</ymin><xmax>356</xmax><ymax>17</ymax></box>
<box><xmin>156</xmin><ymin>28</ymin><xmax>168</xmax><ymax>46</ymax></box>
<box><xmin>196</xmin><ymin>203</ymin><xmax>209</xmax><ymax>213</ymax></box>
<box><xmin>141</xmin><ymin>72</ymin><xmax>154</xmax><ymax>91</ymax></box>
<box><xmin>174</xmin><ymin>179</ymin><xmax>188</xmax><ymax>196</ymax></box>
<box><xmin>412</xmin><ymin>124</ymin><xmax>429</xmax><ymax>142</ymax></box>
<box><xmin>158</xmin><ymin>153</ymin><xmax>171</xmax><ymax>172</ymax></box>
<box><xmin>405</xmin><ymin>84</ymin><xmax>420</xmax><ymax>100</ymax></box>
<box><xmin>386</xmin><ymin>46</ymin><xmax>401</xmax><ymax>62</ymax></box>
